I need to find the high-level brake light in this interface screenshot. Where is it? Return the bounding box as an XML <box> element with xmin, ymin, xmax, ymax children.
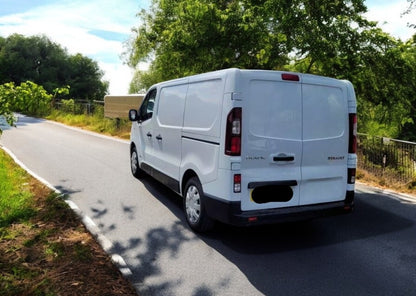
<box><xmin>282</xmin><ymin>73</ymin><xmax>300</xmax><ymax>81</ymax></box>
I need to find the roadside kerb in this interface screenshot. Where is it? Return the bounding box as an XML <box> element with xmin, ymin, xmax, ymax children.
<box><xmin>0</xmin><ymin>144</ymin><xmax>133</xmax><ymax>277</ymax></box>
<box><xmin>356</xmin><ymin>182</ymin><xmax>416</xmax><ymax>204</ymax></box>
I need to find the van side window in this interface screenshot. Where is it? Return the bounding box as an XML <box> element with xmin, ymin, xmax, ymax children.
<box><xmin>139</xmin><ymin>89</ymin><xmax>156</xmax><ymax>121</ymax></box>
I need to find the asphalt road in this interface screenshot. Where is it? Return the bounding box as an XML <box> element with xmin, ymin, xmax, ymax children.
<box><xmin>1</xmin><ymin>114</ymin><xmax>416</xmax><ymax>296</ymax></box>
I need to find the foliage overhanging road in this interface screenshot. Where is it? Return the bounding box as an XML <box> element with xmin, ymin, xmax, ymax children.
<box><xmin>1</xmin><ymin>115</ymin><xmax>416</xmax><ymax>296</ymax></box>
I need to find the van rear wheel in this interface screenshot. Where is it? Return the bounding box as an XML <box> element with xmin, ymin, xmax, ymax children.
<box><xmin>130</xmin><ymin>146</ymin><xmax>145</xmax><ymax>179</ymax></box>
<box><xmin>184</xmin><ymin>177</ymin><xmax>214</xmax><ymax>232</ymax></box>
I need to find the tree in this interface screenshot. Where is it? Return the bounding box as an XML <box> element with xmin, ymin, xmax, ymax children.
<box><xmin>0</xmin><ymin>82</ymin><xmax>15</xmax><ymax>133</ymax></box>
<box><xmin>0</xmin><ymin>81</ymin><xmax>66</xmax><ymax>118</ymax></box>
<box><xmin>127</xmin><ymin>0</ymin><xmax>291</xmax><ymax>86</ymax></box>
<box><xmin>127</xmin><ymin>0</ymin><xmax>374</xmax><ymax>89</ymax></box>
<box><xmin>66</xmin><ymin>54</ymin><xmax>108</xmax><ymax>101</ymax></box>
<box><xmin>128</xmin><ymin>71</ymin><xmax>147</xmax><ymax>94</ymax></box>
<box><xmin>268</xmin><ymin>0</ymin><xmax>372</xmax><ymax>76</ymax></box>
<box><xmin>127</xmin><ymin>0</ymin><xmax>416</xmax><ymax>141</ymax></box>
<box><xmin>0</xmin><ymin>81</ymin><xmax>51</xmax><ymax>134</ymax></box>
<box><xmin>0</xmin><ymin>34</ymin><xmax>108</xmax><ymax>101</ymax></box>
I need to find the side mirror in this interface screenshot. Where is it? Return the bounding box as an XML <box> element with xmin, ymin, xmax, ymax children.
<box><xmin>129</xmin><ymin>109</ymin><xmax>139</xmax><ymax>121</ymax></box>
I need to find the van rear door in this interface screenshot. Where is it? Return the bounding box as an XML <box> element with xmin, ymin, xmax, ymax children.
<box><xmin>241</xmin><ymin>74</ymin><xmax>303</xmax><ymax>211</ymax></box>
<box><xmin>241</xmin><ymin>72</ymin><xmax>349</xmax><ymax>212</ymax></box>
<box><xmin>299</xmin><ymin>78</ymin><xmax>349</xmax><ymax>205</ymax></box>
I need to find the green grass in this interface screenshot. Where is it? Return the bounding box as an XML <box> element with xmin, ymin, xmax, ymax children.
<box><xmin>0</xmin><ymin>137</ymin><xmax>139</xmax><ymax>295</ymax></box>
<box><xmin>0</xmin><ymin>149</ymin><xmax>36</xmax><ymax>227</ymax></box>
<box><xmin>46</xmin><ymin>109</ymin><xmax>131</xmax><ymax>139</ymax></box>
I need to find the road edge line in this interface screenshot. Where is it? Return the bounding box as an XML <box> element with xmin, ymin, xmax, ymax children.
<box><xmin>0</xmin><ymin>145</ymin><xmax>134</xmax><ymax>277</ymax></box>
<box><xmin>356</xmin><ymin>182</ymin><xmax>416</xmax><ymax>204</ymax></box>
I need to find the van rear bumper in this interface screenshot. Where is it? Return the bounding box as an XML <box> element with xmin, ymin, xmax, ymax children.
<box><xmin>204</xmin><ymin>193</ymin><xmax>354</xmax><ymax>226</ymax></box>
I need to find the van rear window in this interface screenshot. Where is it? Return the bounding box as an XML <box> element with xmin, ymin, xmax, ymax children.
<box><xmin>248</xmin><ymin>80</ymin><xmax>302</xmax><ymax>140</ymax></box>
<box><xmin>302</xmin><ymin>85</ymin><xmax>346</xmax><ymax>140</ymax></box>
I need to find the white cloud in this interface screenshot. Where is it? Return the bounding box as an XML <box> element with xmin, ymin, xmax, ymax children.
<box><xmin>0</xmin><ymin>0</ymin><xmax>147</xmax><ymax>95</ymax></box>
<box><xmin>100</xmin><ymin>62</ymin><xmax>133</xmax><ymax>95</ymax></box>
<box><xmin>365</xmin><ymin>0</ymin><xmax>415</xmax><ymax>41</ymax></box>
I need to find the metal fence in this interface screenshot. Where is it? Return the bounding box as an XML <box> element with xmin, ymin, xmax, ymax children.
<box><xmin>53</xmin><ymin>100</ymin><xmax>104</xmax><ymax>115</ymax></box>
<box><xmin>357</xmin><ymin>133</ymin><xmax>416</xmax><ymax>184</ymax></box>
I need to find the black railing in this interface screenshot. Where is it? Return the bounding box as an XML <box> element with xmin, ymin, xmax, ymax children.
<box><xmin>357</xmin><ymin>133</ymin><xmax>416</xmax><ymax>184</ymax></box>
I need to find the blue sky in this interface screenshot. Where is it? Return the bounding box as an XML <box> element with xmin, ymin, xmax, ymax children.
<box><xmin>0</xmin><ymin>0</ymin><xmax>414</xmax><ymax>94</ymax></box>
<box><xmin>0</xmin><ymin>0</ymin><xmax>150</xmax><ymax>94</ymax></box>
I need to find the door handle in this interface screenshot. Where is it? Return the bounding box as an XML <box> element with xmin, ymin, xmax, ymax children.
<box><xmin>146</xmin><ymin>132</ymin><xmax>152</xmax><ymax>138</ymax></box>
<box><xmin>156</xmin><ymin>135</ymin><xmax>162</xmax><ymax>141</ymax></box>
<box><xmin>273</xmin><ymin>154</ymin><xmax>295</xmax><ymax>162</ymax></box>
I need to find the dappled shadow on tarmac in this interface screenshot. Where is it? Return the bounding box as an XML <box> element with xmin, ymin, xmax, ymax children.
<box><xmin>126</xmin><ymin>177</ymin><xmax>199</xmax><ymax>295</ymax></box>
<box><xmin>13</xmin><ymin>114</ymin><xmax>46</xmax><ymax>127</ymax></box>
<box><xmin>85</xmin><ymin>176</ymin><xmax>207</xmax><ymax>295</ymax></box>
<box><xmin>114</xmin><ymin>221</ymin><xmax>193</xmax><ymax>295</ymax></box>
<box><xmin>203</xmin><ymin>194</ymin><xmax>414</xmax><ymax>254</ymax></box>
<box><xmin>197</xmin><ymin>192</ymin><xmax>416</xmax><ymax>296</ymax></box>
<box><xmin>88</xmin><ymin>175</ymin><xmax>416</xmax><ymax>296</ymax></box>
<box><xmin>56</xmin><ymin>185</ymin><xmax>82</xmax><ymax>196</ymax></box>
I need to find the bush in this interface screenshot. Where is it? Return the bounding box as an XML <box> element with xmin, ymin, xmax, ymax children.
<box><xmin>60</xmin><ymin>99</ymin><xmax>76</xmax><ymax>113</ymax></box>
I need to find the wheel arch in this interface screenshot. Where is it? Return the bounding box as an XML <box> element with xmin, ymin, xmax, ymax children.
<box><xmin>181</xmin><ymin>169</ymin><xmax>199</xmax><ymax>196</ymax></box>
<box><xmin>130</xmin><ymin>142</ymin><xmax>136</xmax><ymax>153</ymax></box>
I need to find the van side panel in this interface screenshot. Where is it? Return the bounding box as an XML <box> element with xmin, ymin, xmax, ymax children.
<box><xmin>180</xmin><ymin>78</ymin><xmax>225</xmax><ymax>188</ymax></box>
<box><xmin>182</xmin><ymin>79</ymin><xmax>224</xmax><ymax>142</ymax></box>
<box><xmin>152</xmin><ymin>83</ymin><xmax>188</xmax><ymax>182</ymax></box>
<box><xmin>181</xmin><ymin>138</ymin><xmax>220</xmax><ymax>185</ymax></box>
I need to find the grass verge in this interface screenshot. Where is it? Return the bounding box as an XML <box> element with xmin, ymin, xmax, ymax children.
<box><xmin>46</xmin><ymin>109</ymin><xmax>132</xmax><ymax>140</ymax></box>
<box><xmin>0</xmin><ymin>152</ymin><xmax>35</xmax><ymax>227</ymax></box>
<box><xmin>0</xmin><ymin>149</ymin><xmax>137</xmax><ymax>295</ymax></box>
<box><xmin>356</xmin><ymin>168</ymin><xmax>416</xmax><ymax>195</ymax></box>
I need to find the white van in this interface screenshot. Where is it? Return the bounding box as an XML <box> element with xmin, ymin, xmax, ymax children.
<box><xmin>129</xmin><ymin>68</ymin><xmax>357</xmax><ymax>232</ymax></box>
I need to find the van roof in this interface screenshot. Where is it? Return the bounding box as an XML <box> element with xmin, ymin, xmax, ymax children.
<box><xmin>148</xmin><ymin>68</ymin><xmax>351</xmax><ymax>91</ymax></box>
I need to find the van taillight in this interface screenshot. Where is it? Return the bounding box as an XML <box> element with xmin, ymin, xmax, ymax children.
<box><xmin>225</xmin><ymin>108</ymin><xmax>242</xmax><ymax>156</ymax></box>
<box><xmin>348</xmin><ymin>168</ymin><xmax>356</xmax><ymax>184</ymax></box>
<box><xmin>349</xmin><ymin>114</ymin><xmax>357</xmax><ymax>153</ymax></box>
<box><xmin>234</xmin><ymin>174</ymin><xmax>241</xmax><ymax>193</ymax></box>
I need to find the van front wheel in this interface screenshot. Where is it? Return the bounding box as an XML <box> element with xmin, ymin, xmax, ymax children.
<box><xmin>130</xmin><ymin>146</ymin><xmax>145</xmax><ymax>179</ymax></box>
<box><xmin>184</xmin><ymin>177</ymin><xmax>214</xmax><ymax>232</ymax></box>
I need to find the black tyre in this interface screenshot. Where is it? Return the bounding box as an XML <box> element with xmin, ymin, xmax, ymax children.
<box><xmin>130</xmin><ymin>145</ymin><xmax>145</xmax><ymax>179</ymax></box>
<box><xmin>183</xmin><ymin>177</ymin><xmax>214</xmax><ymax>232</ymax></box>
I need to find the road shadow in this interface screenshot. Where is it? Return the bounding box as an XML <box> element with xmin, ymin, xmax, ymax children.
<box><xmin>81</xmin><ymin>175</ymin><xmax>204</xmax><ymax>295</ymax></box>
<box><xmin>13</xmin><ymin>114</ymin><xmax>46</xmax><ymax>127</ymax></box>
<box><xmin>131</xmin><ymin>178</ymin><xmax>416</xmax><ymax>295</ymax></box>
<box><xmin>136</xmin><ymin>179</ymin><xmax>415</xmax><ymax>253</ymax></box>
<box><xmin>141</xmin><ymin>176</ymin><xmax>184</xmax><ymax>219</ymax></box>
<box><xmin>202</xmin><ymin>193</ymin><xmax>414</xmax><ymax>254</ymax></box>
<box><xmin>83</xmin><ymin>173</ymin><xmax>416</xmax><ymax>296</ymax></box>
<box><xmin>55</xmin><ymin>178</ymin><xmax>83</xmax><ymax>196</ymax></box>
<box><xmin>196</xmin><ymin>191</ymin><xmax>415</xmax><ymax>295</ymax></box>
